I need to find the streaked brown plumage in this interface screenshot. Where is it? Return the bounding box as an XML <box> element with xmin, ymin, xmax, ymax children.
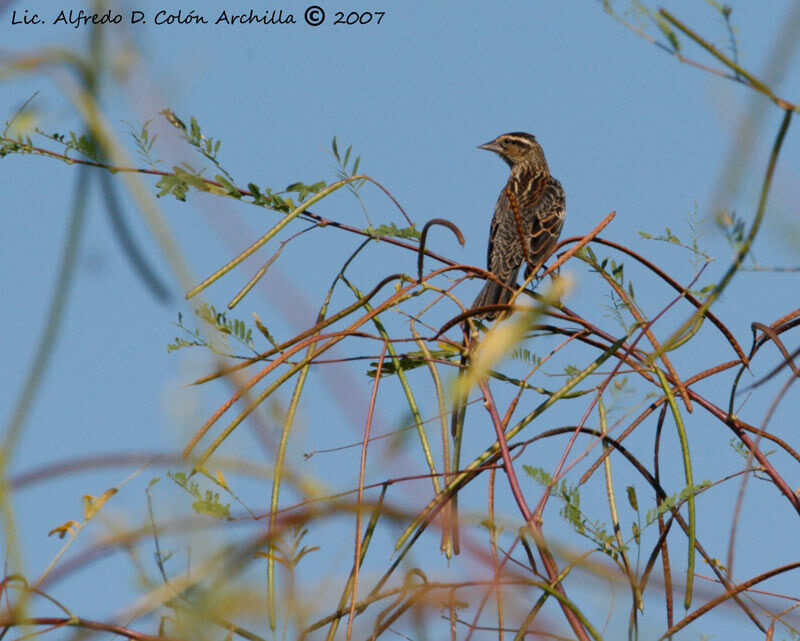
<box><xmin>472</xmin><ymin>132</ymin><xmax>566</xmax><ymax>319</ymax></box>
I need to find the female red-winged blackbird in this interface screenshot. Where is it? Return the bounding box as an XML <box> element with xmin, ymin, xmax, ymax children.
<box><xmin>472</xmin><ymin>132</ymin><xmax>565</xmax><ymax>319</ymax></box>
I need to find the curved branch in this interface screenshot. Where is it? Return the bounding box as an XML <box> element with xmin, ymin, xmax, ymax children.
<box><xmin>417</xmin><ymin>218</ymin><xmax>465</xmax><ymax>281</ymax></box>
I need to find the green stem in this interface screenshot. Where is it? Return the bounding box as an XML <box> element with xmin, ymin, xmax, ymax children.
<box><xmin>661</xmin><ymin>108</ymin><xmax>792</xmax><ymax>355</ymax></box>
<box><xmin>394</xmin><ymin>336</ymin><xmax>627</xmax><ymax>551</ymax></box>
<box><xmin>659</xmin><ymin>10</ymin><xmax>775</xmax><ymax>101</ymax></box>
<box><xmin>413</xmin><ymin>326</ymin><xmax>452</xmax><ymax>555</ymax></box>
<box><xmin>343</xmin><ymin>278</ymin><xmax>441</xmax><ymax>496</ymax></box>
<box><xmin>186</xmin><ymin>175</ymin><xmax>370</xmax><ymax>300</ymax></box>
<box><xmin>267</xmin><ymin>350</ymin><xmax>312</xmax><ymax>630</ymax></box>
<box><xmin>655</xmin><ymin>367</ymin><xmax>695</xmax><ymax>610</ymax></box>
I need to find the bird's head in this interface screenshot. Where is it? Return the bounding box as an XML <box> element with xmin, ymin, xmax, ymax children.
<box><xmin>478</xmin><ymin>132</ymin><xmax>548</xmax><ymax>173</ymax></box>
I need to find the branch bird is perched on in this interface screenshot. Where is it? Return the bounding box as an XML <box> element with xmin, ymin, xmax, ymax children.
<box><xmin>472</xmin><ymin>132</ymin><xmax>566</xmax><ymax>319</ymax></box>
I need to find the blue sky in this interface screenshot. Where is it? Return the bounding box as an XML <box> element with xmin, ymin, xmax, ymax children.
<box><xmin>2</xmin><ymin>1</ymin><xmax>800</xmax><ymax>639</ymax></box>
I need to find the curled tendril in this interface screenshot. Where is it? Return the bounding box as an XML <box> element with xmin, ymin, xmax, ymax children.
<box><xmin>417</xmin><ymin>218</ymin><xmax>465</xmax><ymax>282</ymax></box>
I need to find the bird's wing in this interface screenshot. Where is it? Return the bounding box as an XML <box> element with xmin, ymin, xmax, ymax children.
<box><xmin>486</xmin><ymin>190</ymin><xmax>525</xmax><ymax>283</ymax></box>
<box><xmin>526</xmin><ymin>176</ymin><xmax>566</xmax><ymax>272</ymax></box>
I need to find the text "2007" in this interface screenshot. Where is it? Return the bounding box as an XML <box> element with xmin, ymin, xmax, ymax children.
<box><xmin>334</xmin><ymin>11</ymin><xmax>385</xmax><ymax>25</ymax></box>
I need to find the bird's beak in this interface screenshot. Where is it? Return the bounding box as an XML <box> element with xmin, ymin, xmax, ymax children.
<box><xmin>478</xmin><ymin>140</ymin><xmax>503</xmax><ymax>153</ymax></box>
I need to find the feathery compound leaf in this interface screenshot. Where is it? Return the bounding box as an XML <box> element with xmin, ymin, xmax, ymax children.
<box><xmin>193</xmin><ymin>491</ymin><xmax>231</xmax><ymax>519</ymax></box>
<box><xmin>124</xmin><ymin>119</ymin><xmax>161</xmax><ymax>168</ymax></box>
<box><xmin>167</xmin><ymin>471</ymin><xmax>231</xmax><ymax>519</ymax></box>
<box><xmin>511</xmin><ymin>347</ymin><xmax>542</xmax><ymax>367</ymax></box>
<box><xmin>523</xmin><ymin>465</ymin><xmax>552</xmax><ymax>485</ymax></box>
<box><xmin>369</xmin><ymin>222</ymin><xmax>420</xmax><ymax>239</ymax></box>
<box><xmin>156</xmin><ymin>173</ymin><xmax>189</xmax><ymax>201</ymax></box>
<box><xmin>161</xmin><ymin>109</ymin><xmax>236</xmax><ymax>184</ymax></box>
<box><xmin>37</xmin><ymin>129</ymin><xmax>100</xmax><ymax>161</ymax></box>
<box><xmin>329</xmin><ymin>135</ymin><xmax>372</xmax><ymax>224</ymax></box>
<box><xmin>645</xmin><ymin>481</ymin><xmax>711</xmax><ymax>524</ymax></box>
<box><xmin>196</xmin><ymin>303</ymin><xmax>255</xmax><ymax>349</ymax></box>
<box><xmin>367</xmin><ymin>349</ymin><xmax>456</xmax><ymax>378</ymax></box>
<box><xmin>286</xmin><ymin>180</ymin><xmax>327</xmax><ymax>202</ymax></box>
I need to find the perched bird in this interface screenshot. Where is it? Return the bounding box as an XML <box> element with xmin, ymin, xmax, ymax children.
<box><xmin>472</xmin><ymin>132</ymin><xmax>566</xmax><ymax>319</ymax></box>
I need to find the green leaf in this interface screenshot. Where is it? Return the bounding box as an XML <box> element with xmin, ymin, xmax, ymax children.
<box><xmin>523</xmin><ymin>465</ymin><xmax>551</xmax><ymax>485</ymax></box>
<box><xmin>367</xmin><ymin>349</ymin><xmax>457</xmax><ymax>378</ymax></box>
<box><xmin>510</xmin><ymin>347</ymin><xmax>542</xmax><ymax>367</ymax></box>
<box><xmin>369</xmin><ymin>222</ymin><xmax>420</xmax><ymax>240</ymax></box>
<box><xmin>167</xmin><ymin>336</ymin><xmax>198</xmax><ymax>352</ymax></box>
<box><xmin>679</xmin><ymin>480</ymin><xmax>712</xmax><ymax>501</ymax></box>
<box><xmin>174</xmin><ymin>167</ymin><xmax>210</xmax><ymax>191</ymax></box>
<box><xmin>215</xmin><ymin>174</ymin><xmax>240</xmax><ymax>197</ymax></box>
<box><xmin>626</xmin><ymin>486</ymin><xmax>638</xmax><ymax>511</ymax></box>
<box><xmin>655</xmin><ymin>13</ymin><xmax>681</xmax><ymax>51</ymax></box>
<box><xmin>254</xmin><ymin>315</ymin><xmax>281</xmax><ymax>352</ymax></box>
<box><xmin>195</xmin><ymin>303</ymin><xmax>255</xmax><ymax>349</ymax></box>
<box><xmin>155</xmin><ymin>174</ymin><xmax>189</xmax><ymax>201</ymax></box>
<box><xmin>192</xmin><ymin>490</ymin><xmax>231</xmax><ymax>519</ymax></box>
<box><xmin>645</xmin><ymin>481</ymin><xmax>710</xmax><ymax>524</ymax></box>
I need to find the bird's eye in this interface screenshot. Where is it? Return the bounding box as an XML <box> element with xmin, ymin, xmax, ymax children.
<box><xmin>499</xmin><ymin>138</ymin><xmax>509</xmax><ymax>147</ymax></box>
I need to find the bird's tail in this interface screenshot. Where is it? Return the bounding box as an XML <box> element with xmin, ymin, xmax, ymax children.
<box><xmin>471</xmin><ymin>271</ymin><xmax>517</xmax><ymax>320</ymax></box>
